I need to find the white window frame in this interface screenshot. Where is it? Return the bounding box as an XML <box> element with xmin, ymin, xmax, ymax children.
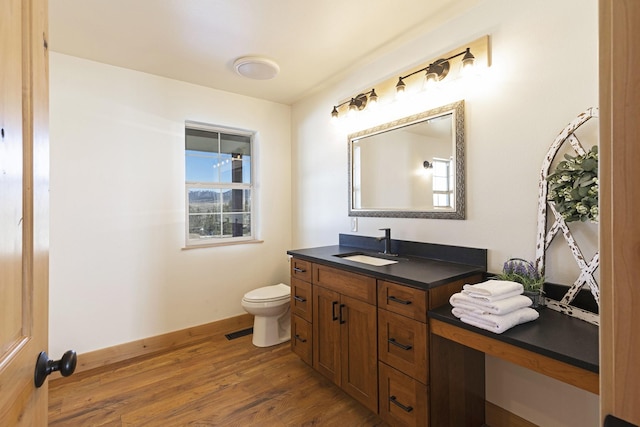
<box><xmin>185</xmin><ymin>121</ymin><xmax>257</xmax><ymax>247</ymax></box>
<box><xmin>432</xmin><ymin>157</ymin><xmax>454</xmax><ymax>209</ymax></box>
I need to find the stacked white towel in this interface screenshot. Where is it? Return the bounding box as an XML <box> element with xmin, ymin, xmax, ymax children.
<box><xmin>449</xmin><ymin>280</ymin><xmax>539</xmax><ymax>334</ymax></box>
<box><xmin>450</xmin><ymin>292</ymin><xmax>532</xmax><ymax>315</ymax></box>
<box><xmin>462</xmin><ymin>280</ymin><xmax>524</xmax><ymax>301</ymax></box>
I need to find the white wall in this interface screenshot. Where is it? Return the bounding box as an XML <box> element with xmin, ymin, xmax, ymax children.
<box><xmin>49</xmin><ymin>53</ymin><xmax>292</xmax><ymax>356</ymax></box>
<box><xmin>291</xmin><ymin>0</ymin><xmax>599</xmax><ymax>425</ymax></box>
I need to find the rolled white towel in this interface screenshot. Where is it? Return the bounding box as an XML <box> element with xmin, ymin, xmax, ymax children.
<box><xmin>449</xmin><ymin>292</ymin><xmax>532</xmax><ymax>315</ymax></box>
<box><xmin>462</xmin><ymin>280</ymin><xmax>524</xmax><ymax>302</ymax></box>
<box><xmin>454</xmin><ymin>307</ymin><xmax>539</xmax><ymax>334</ymax></box>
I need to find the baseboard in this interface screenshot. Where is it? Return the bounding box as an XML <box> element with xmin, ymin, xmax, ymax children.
<box><xmin>51</xmin><ymin>313</ymin><xmax>253</xmax><ymax>383</ymax></box>
<box><xmin>485</xmin><ymin>401</ymin><xmax>538</xmax><ymax>427</ymax></box>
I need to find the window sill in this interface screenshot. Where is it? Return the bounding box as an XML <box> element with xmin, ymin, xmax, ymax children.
<box><xmin>182</xmin><ymin>239</ymin><xmax>264</xmax><ymax>250</ymax></box>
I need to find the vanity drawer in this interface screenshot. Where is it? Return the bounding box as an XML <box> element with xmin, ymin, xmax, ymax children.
<box><xmin>379</xmin><ymin>362</ymin><xmax>428</xmax><ymax>427</ymax></box>
<box><xmin>291</xmin><ymin>277</ymin><xmax>312</xmax><ymax>322</ymax></box>
<box><xmin>291</xmin><ymin>258</ymin><xmax>313</xmax><ymax>283</ymax></box>
<box><xmin>313</xmin><ymin>264</ymin><xmax>376</xmax><ymax>304</ymax></box>
<box><xmin>378</xmin><ymin>280</ymin><xmax>427</xmax><ymax>322</ymax></box>
<box><xmin>291</xmin><ymin>314</ymin><xmax>312</xmax><ymax>366</ymax></box>
<box><xmin>379</xmin><ymin>309</ymin><xmax>428</xmax><ymax>384</ymax></box>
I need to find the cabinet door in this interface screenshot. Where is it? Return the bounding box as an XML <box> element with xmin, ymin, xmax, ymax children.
<box><xmin>379</xmin><ymin>309</ymin><xmax>428</xmax><ymax>384</ymax></box>
<box><xmin>379</xmin><ymin>362</ymin><xmax>428</xmax><ymax>427</ymax></box>
<box><xmin>291</xmin><ymin>277</ymin><xmax>312</xmax><ymax>322</ymax></box>
<box><xmin>291</xmin><ymin>314</ymin><xmax>312</xmax><ymax>366</ymax></box>
<box><xmin>291</xmin><ymin>258</ymin><xmax>312</xmax><ymax>282</ymax></box>
<box><xmin>313</xmin><ymin>264</ymin><xmax>376</xmax><ymax>304</ymax></box>
<box><xmin>378</xmin><ymin>280</ymin><xmax>427</xmax><ymax>322</ymax></box>
<box><xmin>340</xmin><ymin>295</ymin><xmax>378</xmax><ymax>413</ymax></box>
<box><xmin>313</xmin><ymin>286</ymin><xmax>341</xmax><ymax>385</ymax></box>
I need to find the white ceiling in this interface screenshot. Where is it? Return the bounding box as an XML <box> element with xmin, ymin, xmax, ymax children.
<box><xmin>49</xmin><ymin>0</ymin><xmax>479</xmax><ymax>105</ymax></box>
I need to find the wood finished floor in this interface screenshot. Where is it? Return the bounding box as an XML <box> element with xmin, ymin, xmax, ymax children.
<box><xmin>48</xmin><ymin>331</ymin><xmax>388</xmax><ymax>426</ymax></box>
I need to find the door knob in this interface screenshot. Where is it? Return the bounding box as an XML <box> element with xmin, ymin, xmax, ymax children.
<box><xmin>34</xmin><ymin>350</ymin><xmax>77</xmax><ymax>388</ymax></box>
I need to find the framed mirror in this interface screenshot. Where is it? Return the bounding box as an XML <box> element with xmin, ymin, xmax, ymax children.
<box><xmin>348</xmin><ymin>100</ymin><xmax>465</xmax><ymax>219</ymax></box>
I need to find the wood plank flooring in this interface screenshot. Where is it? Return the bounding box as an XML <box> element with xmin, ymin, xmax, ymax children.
<box><xmin>48</xmin><ymin>330</ymin><xmax>388</xmax><ymax>426</ymax></box>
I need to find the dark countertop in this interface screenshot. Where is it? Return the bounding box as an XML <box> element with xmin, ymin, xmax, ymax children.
<box><xmin>287</xmin><ymin>244</ymin><xmax>485</xmax><ymax>291</ymax></box>
<box><xmin>429</xmin><ymin>304</ymin><xmax>599</xmax><ymax>372</ymax></box>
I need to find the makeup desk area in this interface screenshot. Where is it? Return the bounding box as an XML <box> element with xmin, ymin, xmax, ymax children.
<box><xmin>427</xmin><ymin>302</ymin><xmax>599</xmax><ymax>426</ymax></box>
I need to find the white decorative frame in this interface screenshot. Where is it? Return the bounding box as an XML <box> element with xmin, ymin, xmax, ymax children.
<box><xmin>535</xmin><ymin>107</ymin><xmax>599</xmax><ymax>326</ymax></box>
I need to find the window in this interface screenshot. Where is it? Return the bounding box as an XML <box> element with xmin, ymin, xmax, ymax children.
<box><xmin>432</xmin><ymin>158</ymin><xmax>454</xmax><ymax>208</ymax></box>
<box><xmin>185</xmin><ymin>123</ymin><xmax>254</xmax><ymax>246</ymax></box>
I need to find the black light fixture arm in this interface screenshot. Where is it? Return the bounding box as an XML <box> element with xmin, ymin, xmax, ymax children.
<box><xmin>396</xmin><ymin>47</ymin><xmax>475</xmax><ymax>91</ymax></box>
<box><xmin>398</xmin><ymin>66</ymin><xmax>430</xmax><ymax>82</ymax></box>
<box><xmin>331</xmin><ymin>88</ymin><xmax>378</xmax><ymax>118</ymax></box>
<box><xmin>442</xmin><ymin>48</ymin><xmax>471</xmax><ymax>63</ymax></box>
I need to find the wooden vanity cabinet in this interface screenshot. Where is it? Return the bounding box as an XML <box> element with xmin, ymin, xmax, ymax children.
<box><xmin>290</xmin><ymin>259</ymin><xmax>313</xmax><ymax>365</ymax></box>
<box><xmin>289</xmin><ymin>256</ymin><xmax>483</xmax><ymax>426</ymax></box>
<box><xmin>312</xmin><ymin>264</ymin><xmax>378</xmax><ymax>413</ymax></box>
<box><xmin>378</xmin><ymin>276</ymin><xmax>483</xmax><ymax>427</ymax></box>
<box><xmin>378</xmin><ymin>280</ymin><xmax>429</xmax><ymax>427</ymax></box>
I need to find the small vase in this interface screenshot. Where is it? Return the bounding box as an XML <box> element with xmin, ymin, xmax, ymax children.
<box><xmin>524</xmin><ymin>290</ymin><xmax>543</xmax><ymax>309</ymax></box>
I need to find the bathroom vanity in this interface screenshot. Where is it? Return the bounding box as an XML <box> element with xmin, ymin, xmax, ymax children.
<box><xmin>287</xmin><ymin>234</ymin><xmax>487</xmax><ymax>427</ymax></box>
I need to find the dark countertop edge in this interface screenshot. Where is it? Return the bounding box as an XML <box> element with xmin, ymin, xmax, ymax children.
<box><xmin>428</xmin><ymin>305</ymin><xmax>599</xmax><ymax>373</ymax></box>
<box><xmin>287</xmin><ymin>245</ymin><xmax>486</xmax><ymax>290</ymax></box>
<box><xmin>339</xmin><ymin>233</ymin><xmax>488</xmax><ymax>269</ymax></box>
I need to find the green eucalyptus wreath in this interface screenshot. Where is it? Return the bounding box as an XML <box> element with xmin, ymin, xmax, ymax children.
<box><xmin>547</xmin><ymin>145</ymin><xmax>599</xmax><ymax>223</ymax></box>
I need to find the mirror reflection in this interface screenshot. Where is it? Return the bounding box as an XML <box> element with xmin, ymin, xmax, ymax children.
<box><xmin>348</xmin><ymin>100</ymin><xmax>465</xmax><ymax>219</ymax></box>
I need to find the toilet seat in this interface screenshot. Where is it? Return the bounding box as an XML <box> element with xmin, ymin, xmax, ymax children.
<box><xmin>243</xmin><ymin>283</ymin><xmax>290</xmax><ymax>303</ymax></box>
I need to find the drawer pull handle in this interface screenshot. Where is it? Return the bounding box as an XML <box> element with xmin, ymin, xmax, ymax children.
<box><xmin>294</xmin><ymin>334</ymin><xmax>307</xmax><ymax>343</ymax></box>
<box><xmin>293</xmin><ymin>295</ymin><xmax>307</xmax><ymax>303</ymax></box>
<box><xmin>389</xmin><ymin>396</ymin><xmax>413</xmax><ymax>413</ymax></box>
<box><xmin>339</xmin><ymin>304</ymin><xmax>346</xmax><ymax>324</ymax></box>
<box><xmin>388</xmin><ymin>338</ymin><xmax>412</xmax><ymax>351</ymax></box>
<box><xmin>293</xmin><ymin>267</ymin><xmax>307</xmax><ymax>273</ymax></box>
<box><xmin>388</xmin><ymin>295</ymin><xmax>412</xmax><ymax>305</ymax></box>
<box><xmin>332</xmin><ymin>301</ymin><xmax>339</xmax><ymax>321</ymax></box>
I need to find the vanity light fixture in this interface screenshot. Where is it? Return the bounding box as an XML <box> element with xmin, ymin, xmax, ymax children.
<box><xmin>331</xmin><ymin>88</ymin><xmax>378</xmax><ymax>119</ymax></box>
<box><xmin>396</xmin><ymin>47</ymin><xmax>475</xmax><ymax>94</ymax></box>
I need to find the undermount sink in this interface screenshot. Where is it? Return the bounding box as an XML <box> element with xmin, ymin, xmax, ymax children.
<box><xmin>335</xmin><ymin>253</ymin><xmax>399</xmax><ymax>266</ymax></box>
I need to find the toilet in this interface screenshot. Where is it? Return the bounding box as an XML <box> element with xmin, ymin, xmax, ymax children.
<box><xmin>241</xmin><ymin>283</ymin><xmax>291</xmax><ymax>347</ymax></box>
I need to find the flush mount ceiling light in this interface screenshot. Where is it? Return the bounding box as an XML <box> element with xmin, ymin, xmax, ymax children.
<box><xmin>233</xmin><ymin>56</ymin><xmax>280</xmax><ymax>80</ymax></box>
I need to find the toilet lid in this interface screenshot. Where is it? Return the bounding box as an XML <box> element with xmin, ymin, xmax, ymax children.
<box><xmin>243</xmin><ymin>283</ymin><xmax>290</xmax><ymax>303</ymax></box>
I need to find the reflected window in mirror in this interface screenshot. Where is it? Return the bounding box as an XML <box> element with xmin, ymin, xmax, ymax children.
<box><xmin>432</xmin><ymin>158</ymin><xmax>453</xmax><ymax>208</ymax></box>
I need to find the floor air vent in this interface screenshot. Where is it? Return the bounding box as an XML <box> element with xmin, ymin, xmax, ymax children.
<box><xmin>225</xmin><ymin>327</ymin><xmax>253</xmax><ymax>340</ymax></box>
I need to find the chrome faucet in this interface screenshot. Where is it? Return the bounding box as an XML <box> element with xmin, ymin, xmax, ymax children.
<box><xmin>376</xmin><ymin>228</ymin><xmax>394</xmax><ymax>255</ymax></box>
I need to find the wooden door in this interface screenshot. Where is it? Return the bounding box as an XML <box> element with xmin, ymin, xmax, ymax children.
<box><xmin>340</xmin><ymin>295</ymin><xmax>378</xmax><ymax>413</ymax></box>
<box><xmin>312</xmin><ymin>286</ymin><xmax>341</xmax><ymax>385</ymax></box>
<box><xmin>0</xmin><ymin>0</ymin><xmax>50</xmax><ymax>425</ymax></box>
<box><xmin>600</xmin><ymin>0</ymin><xmax>640</xmax><ymax>425</ymax></box>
